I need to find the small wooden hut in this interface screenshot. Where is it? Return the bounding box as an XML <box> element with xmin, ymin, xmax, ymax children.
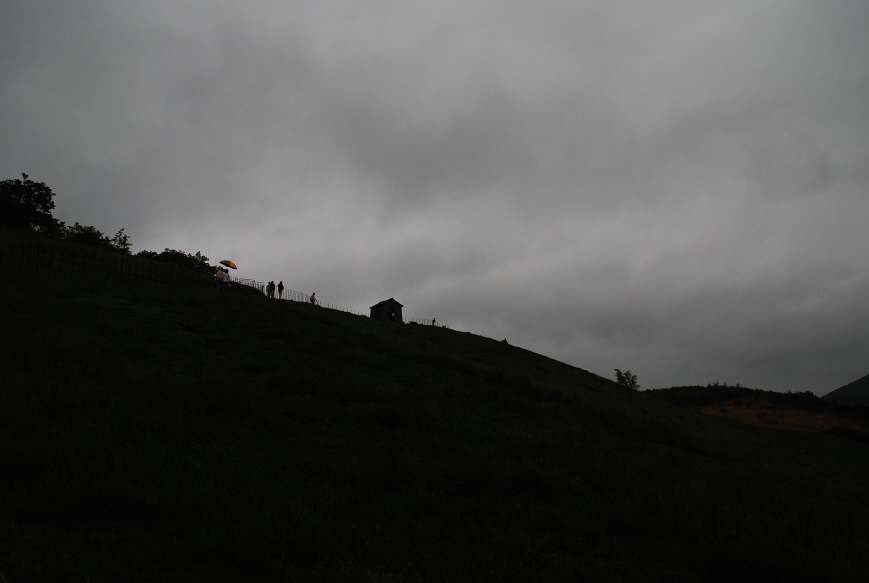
<box><xmin>370</xmin><ymin>298</ymin><xmax>404</xmax><ymax>323</ymax></box>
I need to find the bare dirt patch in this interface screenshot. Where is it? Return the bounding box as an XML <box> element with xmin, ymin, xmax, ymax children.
<box><xmin>696</xmin><ymin>397</ymin><xmax>869</xmax><ymax>435</ymax></box>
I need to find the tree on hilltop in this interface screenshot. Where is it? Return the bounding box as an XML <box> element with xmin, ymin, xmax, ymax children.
<box><xmin>63</xmin><ymin>222</ymin><xmax>112</xmax><ymax>248</ymax></box>
<box><xmin>62</xmin><ymin>223</ymin><xmax>133</xmax><ymax>254</ymax></box>
<box><xmin>0</xmin><ymin>173</ymin><xmax>60</xmax><ymax>232</ymax></box>
<box><xmin>1</xmin><ymin>174</ymin><xmax>132</xmax><ymax>254</ymax></box>
<box><xmin>2</xmin><ymin>174</ymin><xmax>217</xmax><ymax>265</ymax></box>
<box><xmin>135</xmin><ymin>248</ymin><xmax>216</xmax><ymax>274</ymax></box>
<box><xmin>614</xmin><ymin>369</ymin><xmax>640</xmax><ymax>390</ymax></box>
<box><xmin>615</xmin><ymin>369</ymin><xmax>640</xmax><ymax>400</ymax></box>
<box><xmin>110</xmin><ymin>228</ymin><xmax>132</xmax><ymax>254</ymax></box>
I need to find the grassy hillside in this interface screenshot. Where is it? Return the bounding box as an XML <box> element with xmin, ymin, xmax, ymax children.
<box><xmin>823</xmin><ymin>373</ymin><xmax>869</xmax><ymax>406</ymax></box>
<box><xmin>2</xmin><ymin>237</ymin><xmax>869</xmax><ymax>582</ymax></box>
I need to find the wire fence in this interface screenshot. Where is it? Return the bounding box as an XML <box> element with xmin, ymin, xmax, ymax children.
<box><xmin>234</xmin><ymin>278</ymin><xmax>367</xmax><ymax>315</ymax></box>
<box><xmin>237</xmin><ymin>278</ymin><xmax>449</xmax><ymax>327</ymax></box>
<box><xmin>405</xmin><ymin>317</ymin><xmax>441</xmax><ymax>326</ymax></box>
<box><xmin>2</xmin><ymin>237</ymin><xmax>450</xmax><ymax>328</ymax></box>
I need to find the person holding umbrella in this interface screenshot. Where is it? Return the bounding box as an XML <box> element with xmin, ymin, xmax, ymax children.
<box><xmin>219</xmin><ymin>260</ymin><xmax>236</xmax><ymax>293</ymax></box>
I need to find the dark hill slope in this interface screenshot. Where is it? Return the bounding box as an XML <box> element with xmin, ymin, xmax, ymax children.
<box><xmin>824</xmin><ymin>373</ymin><xmax>869</xmax><ymax>406</ymax></box>
<box><xmin>2</xmin><ymin>263</ymin><xmax>869</xmax><ymax>582</ymax></box>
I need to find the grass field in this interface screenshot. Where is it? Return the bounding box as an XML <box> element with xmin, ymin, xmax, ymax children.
<box><xmin>2</xmin><ymin>233</ymin><xmax>868</xmax><ymax>582</ymax></box>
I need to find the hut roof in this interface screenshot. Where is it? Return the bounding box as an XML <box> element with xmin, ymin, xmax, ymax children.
<box><xmin>370</xmin><ymin>298</ymin><xmax>403</xmax><ymax>309</ymax></box>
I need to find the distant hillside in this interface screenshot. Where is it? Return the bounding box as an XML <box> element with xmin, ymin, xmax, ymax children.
<box><xmin>823</xmin><ymin>373</ymin><xmax>869</xmax><ymax>406</ymax></box>
<box><xmin>3</xmin><ymin>231</ymin><xmax>869</xmax><ymax>582</ymax></box>
<box><xmin>646</xmin><ymin>385</ymin><xmax>869</xmax><ymax>445</ymax></box>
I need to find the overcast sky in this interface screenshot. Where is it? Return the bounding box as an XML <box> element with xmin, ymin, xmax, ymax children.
<box><xmin>3</xmin><ymin>0</ymin><xmax>868</xmax><ymax>395</ymax></box>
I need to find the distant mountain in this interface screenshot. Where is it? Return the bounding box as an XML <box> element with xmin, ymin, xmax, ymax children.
<box><xmin>823</xmin><ymin>374</ymin><xmax>869</xmax><ymax>406</ymax></box>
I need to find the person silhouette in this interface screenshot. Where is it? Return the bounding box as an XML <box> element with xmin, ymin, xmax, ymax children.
<box><xmin>277</xmin><ymin>281</ymin><xmax>284</xmax><ymax>299</ymax></box>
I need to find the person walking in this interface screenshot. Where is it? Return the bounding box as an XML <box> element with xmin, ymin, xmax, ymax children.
<box><xmin>223</xmin><ymin>268</ymin><xmax>231</xmax><ymax>292</ymax></box>
<box><xmin>215</xmin><ymin>267</ymin><xmax>225</xmax><ymax>292</ymax></box>
<box><xmin>309</xmin><ymin>293</ymin><xmax>317</xmax><ymax>306</ymax></box>
<box><xmin>277</xmin><ymin>281</ymin><xmax>284</xmax><ymax>299</ymax></box>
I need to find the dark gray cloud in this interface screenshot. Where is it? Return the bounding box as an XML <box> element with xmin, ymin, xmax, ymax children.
<box><xmin>2</xmin><ymin>0</ymin><xmax>868</xmax><ymax>393</ymax></box>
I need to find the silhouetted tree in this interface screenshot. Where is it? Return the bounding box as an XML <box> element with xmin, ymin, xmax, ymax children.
<box><xmin>615</xmin><ymin>369</ymin><xmax>640</xmax><ymax>399</ymax></box>
<box><xmin>110</xmin><ymin>228</ymin><xmax>132</xmax><ymax>254</ymax></box>
<box><xmin>63</xmin><ymin>222</ymin><xmax>113</xmax><ymax>248</ymax></box>
<box><xmin>135</xmin><ymin>248</ymin><xmax>215</xmax><ymax>274</ymax></box>
<box><xmin>1</xmin><ymin>175</ymin><xmax>131</xmax><ymax>251</ymax></box>
<box><xmin>135</xmin><ymin>250</ymin><xmax>160</xmax><ymax>261</ymax></box>
<box><xmin>0</xmin><ymin>174</ymin><xmax>59</xmax><ymax>232</ymax></box>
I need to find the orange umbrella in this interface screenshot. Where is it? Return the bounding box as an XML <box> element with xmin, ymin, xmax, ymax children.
<box><xmin>219</xmin><ymin>260</ymin><xmax>237</xmax><ymax>269</ymax></box>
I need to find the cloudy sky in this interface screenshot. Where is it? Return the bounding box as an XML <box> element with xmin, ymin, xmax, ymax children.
<box><xmin>3</xmin><ymin>0</ymin><xmax>868</xmax><ymax>394</ymax></box>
